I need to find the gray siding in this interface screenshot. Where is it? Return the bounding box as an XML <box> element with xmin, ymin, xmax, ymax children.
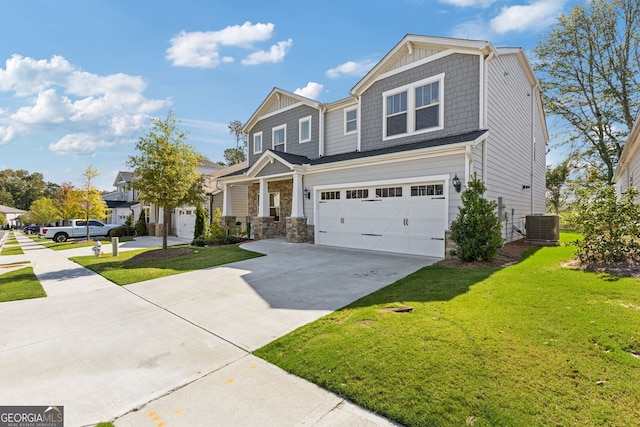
<box><xmin>256</xmin><ymin>160</ymin><xmax>291</xmax><ymax>177</ymax></box>
<box><xmin>360</xmin><ymin>53</ymin><xmax>481</xmax><ymax>151</ymax></box>
<box><xmin>325</xmin><ymin>106</ymin><xmax>358</xmax><ymax>155</ymax></box>
<box><xmin>485</xmin><ymin>54</ymin><xmax>547</xmax><ymax>241</ymax></box>
<box><xmin>248</xmin><ymin>104</ymin><xmax>320</xmax><ymax>165</ymax></box>
<box><xmin>212</xmin><ymin>186</ymin><xmax>248</xmax><ymax>217</ymax></box>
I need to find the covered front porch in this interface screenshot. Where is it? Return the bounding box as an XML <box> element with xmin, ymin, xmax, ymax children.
<box><xmin>221</xmin><ymin>172</ymin><xmax>314</xmax><ymax>243</ymax></box>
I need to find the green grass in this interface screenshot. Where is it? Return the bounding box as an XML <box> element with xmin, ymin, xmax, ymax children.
<box><xmin>94</xmin><ymin>422</ymin><xmax>114</xmax><ymax>427</ymax></box>
<box><xmin>1</xmin><ymin>245</ymin><xmax>24</xmax><ymax>256</ymax></box>
<box><xmin>255</xmin><ymin>244</ymin><xmax>640</xmax><ymax>427</ymax></box>
<box><xmin>0</xmin><ymin>267</ymin><xmax>46</xmax><ymax>302</ymax></box>
<box><xmin>71</xmin><ymin>245</ymin><xmax>264</xmax><ymax>285</ymax></box>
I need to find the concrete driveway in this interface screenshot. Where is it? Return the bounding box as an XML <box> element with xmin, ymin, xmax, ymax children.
<box><xmin>0</xmin><ymin>235</ymin><xmax>435</xmax><ymax>426</ymax></box>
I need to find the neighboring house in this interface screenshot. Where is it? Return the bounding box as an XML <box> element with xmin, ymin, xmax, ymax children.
<box><xmin>613</xmin><ymin>110</ymin><xmax>640</xmax><ymax>201</ymax></box>
<box><xmin>217</xmin><ymin>34</ymin><xmax>548</xmax><ymax>258</ymax></box>
<box><xmin>103</xmin><ymin>171</ymin><xmax>142</xmax><ymax>225</ymax></box>
<box><xmin>0</xmin><ymin>204</ymin><xmax>26</xmax><ymax>228</ymax></box>
<box><xmin>174</xmin><ymin>159</ymin><xmax>226</xmax><ymax>240</ymax></box>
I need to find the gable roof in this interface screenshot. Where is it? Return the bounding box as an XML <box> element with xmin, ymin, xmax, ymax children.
<box><xmin>351</xmin><ymin>34</ymin><xmax>497</xmax><ymax>97</ymax></box>
<box><xmin>0</xmin><ymin>204</ymin><xmax>26</xmax><ymax>214</ymax></box>
<box><xmin>242</xmin><ymin>87</ymin><xmax>322</xmax><ymax>133</ymax></box>
<box><xmin>113</xmin><ymin>171</ymin><xmax>133</xmax><ymax>186</ymax></box>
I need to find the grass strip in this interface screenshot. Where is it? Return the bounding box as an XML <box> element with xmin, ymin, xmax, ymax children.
<box><xmin>71</xmin><ymin>245</ymin><xmax>264</xmax><ymax>285</ymax></box>
<box><xmin>255</xmin><ymin>244</ymin><xmax>640</xmax><ymax>427</ymax></box>
<box><xmin>1</xmin><ymin>245</ymin><xmax>24</xmax><ymax>256</ymax></box>
<box><xmin>0</xmin><ymin>267</ymin><xmax>46</xmax><ymax>302</ymax></box>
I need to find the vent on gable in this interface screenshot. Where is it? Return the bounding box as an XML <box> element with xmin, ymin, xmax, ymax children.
<box><xmin>525</xmin><ymin>215</ymin><xmax>559</xmax><ymax>246</ymax></box>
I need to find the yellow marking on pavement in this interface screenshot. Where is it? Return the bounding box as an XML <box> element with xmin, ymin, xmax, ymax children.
<box><xmin>152</xmin><ymin>415</ymin><xmax>160</xmax><ymax>421</ymax></box>
<box><xmin>174</xmin><ymin>409</ymin><xmax>182</xmax><ymax>415</ymax></box>
<box><xmin>157</xmin><ymin>423</ymin><xmax>166</xmax><ymax>427</ymax></box>
<box><xmin>226</xmin><ymin>378</ymin><xmax>234</xmax><ymax>384</ymax></box>
<box><xmin>250</xmin><ymin>365</ymin><xmax>257</xmax><ymax>369</ymax></box>
<box><xmin>147</xmin><ymin>411</ymin><xmax>156</xmax><ymax>418</ymax></box>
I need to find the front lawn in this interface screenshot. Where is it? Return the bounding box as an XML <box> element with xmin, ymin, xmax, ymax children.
<box><xmin>71</xmin><ymin>245</ymin><xmax>264</xmax><ymax>285</ymax></box>
<box><xmin>255</xmin><ymin>244</ymin><xmax>640</xmax><ymax>426</ymax></box>
<box><xmin>44</xmin><ymin>236</ymin><xmax>135</xmax><ymax>251</ymax></box>
<box><xmin>0</xmin><ymin>267</ymin><xmax>46</xmax><ymax>302</ymax></box>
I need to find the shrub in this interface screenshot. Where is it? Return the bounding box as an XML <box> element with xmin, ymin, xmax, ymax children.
<box><xmin>449</xmin><ymin>175</ymin><xmax>503</xmax><ymax>261</ymax></box>
<box><xmin>575</xmin><ymin>184</ymin><xmax>640</xmax><ymax>263</ymax></box>
<box><xmin>191</xmin><ymin>235</ymin><xmax>206</xmax><ymax>247</ymax></box>
<box><xmin>109</xmin><ymin>226</ymin><xmax>128</xmax><ymax>238</ymax></box>
<box><xmin>194</xmin><ymin>205</ymin><xmax>207</xmax><ymax>239</ymax></box>
<box><xmin>136</xmin><ymin>210</ymin><xmax>148</xmax><ymax>236</ymax></box>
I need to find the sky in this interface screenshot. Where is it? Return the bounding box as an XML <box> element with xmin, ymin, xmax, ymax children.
<box><xmin>0</xmin><ymin>0</ymin><xmax>580</xmax><ymax>191</ymax></box>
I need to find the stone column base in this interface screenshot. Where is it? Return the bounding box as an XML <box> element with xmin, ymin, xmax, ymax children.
<box><xmin>444</xmin><ymin>230</ymin><xmax>457</xmax><ymax>259</ymax></box>
<box><xmin>221</xmin><ymin>216</ymin><xmax>237</xmax><ymax>234</ymax></box>
<box><xmin>286</xmin><ymin>217</ymin><xmax>308</xmax><ymax>243</ymax></box>
<box><xmin>253</xmin><ymin>217</ymin><xmax>275</xmax><ymax>240</ymax></box>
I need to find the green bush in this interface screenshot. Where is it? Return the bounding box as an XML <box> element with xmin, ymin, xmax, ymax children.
<box><xmin>109</xmin><ymin>226</ymin><xmax>128</xmax><ymax>238</ymax></box>
<box><xmin>574</xmin><ymin>184</ymin><xmax>640</xmax><ymax>263</ymax></box>
<box><xmin>449</xmin><ymin>175</ymin><xmax>503</xmax><ymax>261</ymax></box>
<box><xmin>136</xmin><ymin>210</ymin><xmax>148</xmax><ymax>236</ymax></box>
<box><xmin>191</xmin><ymin>235</ymin><xmax>206</xmax><ymax>247</ymax></box>
<box><xmin>194</xmin><ymin>205</ymin><xmax>207</xmax><ymax>239</ymax></box>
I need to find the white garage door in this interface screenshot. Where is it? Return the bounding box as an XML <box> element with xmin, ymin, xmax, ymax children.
<box><xmin>177</xmin><ymin>209</ymin><xmax>196</xmax><ymax>240</ymax></box>
<box><xmin>316</xmin><ymin>182</ymin><xmax>446</xmax><ymax>257</ymax></box>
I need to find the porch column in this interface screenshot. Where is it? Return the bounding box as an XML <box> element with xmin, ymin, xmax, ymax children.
<box><xmin>258</xmin><ymin>178</ymin><xmax>269</xmax><ymax>217</ymax></box>
<box><xmin>290</xmin><ymin>172</ymin><xmax>304</xmax><ymax>218</ymax></box>
<box><xmin>222</xmin><ymin>184</ymin><xmax>233</xmax><ymax>216</ymax></box>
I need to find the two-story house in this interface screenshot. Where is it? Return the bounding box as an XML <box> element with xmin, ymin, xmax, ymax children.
<box><xmin>103</xmin><ymin>171</ymin><xmax>142</xmax><ymax>226</ymax></box>
<box><xmin>217</xmin><ymin>34</ymin><xmax>548</xmax><ymax>258</ymax></box>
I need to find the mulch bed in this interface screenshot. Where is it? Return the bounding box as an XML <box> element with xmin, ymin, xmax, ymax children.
<box><xmin>434</xmin><ymin>240</ymin><xmax>539</xmax><ymax>269</ymax></box>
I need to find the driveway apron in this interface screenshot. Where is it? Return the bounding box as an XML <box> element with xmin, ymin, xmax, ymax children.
<box><xmin>1</xmin><ymin>235</ymin><xmax>435</xmax><ymax>426</ymax></box>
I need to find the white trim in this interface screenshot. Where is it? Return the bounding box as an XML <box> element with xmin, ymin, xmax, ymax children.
<box><xmin>253</xmin><ymin>131</ymin><xmax>263</xmax><ymax>155</ymax></box>
<box><xmin>356</xmin><ymin>97</ymin><xmax>362</xmax><ymax>151</ymax></box>
<box><xmin>319</xmin><ymin>107</ymin><xmax>325</xmax><ymax>157</ymax></box>
<box><xmin>299</xmin><ymin>116</ymin><xmax>312</xmax><ymax>143</ymax></box>
<box><xmin>479</xmin><ymin>54</ymin><xmax>485</xmax><ymax>129</ymax></box>
<box><xmin>260</xmin><ymin>102</ymin><xmax>304</xmax><ymax>122</ymax></box>
<box><xmin>344</xmin><ymin>106</ymin><xmax>358</xmax><ymax>135</ymax></box>
<box><xmin>272</xmin><ymin>124</ymin><xmax>287</xmax><ymax>152</ymax></box>
<box><xmin>382</xmin><ymin>73</ymin><xmax>445</xmax><ymax>141</ymax></box>
<box><xmin>377</xmin><ymin>49</ymin><xmax>454</xmax><ymax>82</ymax></box>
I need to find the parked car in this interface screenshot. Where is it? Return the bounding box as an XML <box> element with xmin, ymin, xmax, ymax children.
<box><xmin>23</xmin><ymin>225</ymin><xmax>41</xmax><ymax>234</ymax></box>
<box><xmin>39</xmin><ymin>219</ymin><xmax>120</xmax><ymax>242</ymax></box>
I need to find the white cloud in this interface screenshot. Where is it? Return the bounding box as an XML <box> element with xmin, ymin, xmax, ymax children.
<box><xmin>166</xmin><ymin>22</ymin><xmax>281</xmax><ymax>68</ymax></box>
<box><xmin>325</xmin><ymin>60</ymin><xmax>377</xmax><ymax>78</ymax></box>
<box><xmin>0</xmin><ymin>54</ymin><xmax>169</xmax><ymax>152</ymax></box>
<box><xmin>241</xmin><ymin>39</ymin><xmax>293</xmax><ymax>66</ymax></box>
<box><xmin>294</xmin><ymin>82</ymin><xmax>324</xmax><ymax>99</ymax></box>
<box><xmin>49</xmin><ymin>133</ymin><xmax>114</xmax><ymax>155</ymax></box>
<box><xmin>490</xmin><ymin>0</ymin><xmax>565</xmax><ymax>34</ymax></box>
<box><xmin>450</xmin><ymin>20</ymin><xmax>492</xmax><ymax>41</ymax></box>
<box><xmin>439</xmin><ymin>0</ymin><xmax>496</xmax><ymax>7</ymax></box>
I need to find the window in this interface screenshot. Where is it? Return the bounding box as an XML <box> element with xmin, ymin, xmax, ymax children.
<box><xmin>415</xmin><ymin>81</ymin><xmax>440</xmax><ymax>131</ymax></box>
<box><xmin>253</xmin><ymin>132</ymin><xmax>262</xmax><ymax>154</ymax></box>
<box><xmin>346</xmin><ymin>189</ymin><xmax>369</xmax><ymax>199</ymax></box>
<box><xmin>376</xmin><ymin>187</ymin><xmax>403</xmax><ymax>198</ymax></box>
<box><xmin>383</xmin><ymin>74</ymin><xmax>444</xmax><ymax>139</ymax></box>
<box><xmin>269</xmin><ymin>192</ymin><xmax>280</xmax><ymax>221</ymax></box>
<box><xmin>272</xmin><ymin>125</ymin><xmax>286</xmax><ymax>152</ymax></box>
<box><xmin>321</xmin><ymin>191</ymin><xmax>341</xmax><ymax>200</ymax></box>
<box><xmin>345</xmin><ymin>108</ymin><xmax>357</xmax><ymax>134</ymax></box>
<box><xmin>299</xmin><ymin>116</ymin><xmax>311</xmax><ymax>143</ymax></box>
<box><xmin>411</xmin><ymin>184</ymin><xmax>444</xmax><ymax>196</ymax></box>
<box><xmin>385</xmin><ymin>91</ymin><xmax>407</xmax><ymax>137</ymax></box>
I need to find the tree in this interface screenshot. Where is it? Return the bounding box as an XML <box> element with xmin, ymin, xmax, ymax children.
<box><xmin>194</xmin><ymin>205</ymin><xmax>207</xmax><ymax>239</ymax></box>
<box><xmin>224</xmin><ymin>120</ymin><xmax>247</xmax><ymax>165</ymax></box>
<box><xmin>53</xmin><ymin>182</ymin><xmax>81</xmax><ymax>220</ymax></box>
<box><xmin>29</xmin><ymin>197</ymin><xmax>60</xmax><ymax>226</ymax></box>
<box><xmin>449</xmin><ymin>175</ymin><xmax>503</xmax><ymax>261</ymax></box>
<box><xmin>136</xmin><ymin>209</ymin><xmax>148</xmax><ymax>236</ymax></box>
<box><xmin>0</xmin><ymin>169</ymin><xmax>55</xmax><ymax>210</ymax></box>
<box><xmin>78</xmin><ymin>166</ymin><xmax>108</xmax><ymax>241</ymax></box>
<box><xmin>534</xmin><ymin>0</ymin><xmax>640</xmax><ymax>184</ymax></box>
<box><xmin>0</xmin><ymin>213</ymin><xmax>5</xmax><ymax>227</ymax></box>
<box><xmin>546</xmin><ymin>162</ymin><xmax>571</xmax><ymax>214</ymax></box>
<box><xmin>127</xmin><ymin>111</ymin><xmax>205</xmax><ymax>250</ymax></box>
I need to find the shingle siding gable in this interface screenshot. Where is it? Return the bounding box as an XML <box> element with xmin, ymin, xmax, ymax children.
<box><xmin>360</xmin><ymin>53</ymin><xmax>480</xmax><ymax>151</ymax></box>
<box><xmin>248</xmin><ymin>105</ymin><xmax>320</xmax><ymax>165</ymax></box>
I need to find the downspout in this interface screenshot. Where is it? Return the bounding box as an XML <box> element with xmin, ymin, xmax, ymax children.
<box><xmin>530</xmin><ymin>84</ymin><xmax>536</xmax><ymax>214</ymax></box>
<box><xmin>319</xmin><ymin>106</ymin><xmax>326</xmax><ymax>157</ymax></box>
<box><xmin>356</xmin><ymin>96</ymin><xmax>362</xmax><ymax>152</ymax></box>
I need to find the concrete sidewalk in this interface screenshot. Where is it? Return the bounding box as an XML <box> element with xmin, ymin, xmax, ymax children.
<box><xmin>1</xmin><ymin>233</ymin><xmax>434</xmax><ymax>426</ymax></box>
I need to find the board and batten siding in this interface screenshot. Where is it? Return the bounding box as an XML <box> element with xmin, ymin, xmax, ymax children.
<box><xmin>211</xmin><ymin>186</ymin><xmax>248</xmax><ymax>217</ymax></box>
<box><xmin>302</xmin><ymin>153</ymin><xmax>465</xmax><ymax>227</ymax></box>
<box><xmin>486</xmin><ymin>53</ymin><xmax>546</xmax><ymax>241</ymax></box>
<box><xmin>324</xmin><ymin>105</ymin><xmax>358</xmax><ymax>156</ymax></box>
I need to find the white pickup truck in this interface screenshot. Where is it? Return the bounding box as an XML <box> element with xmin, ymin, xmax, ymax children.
<box><xmin>39</xmin><ymin>219</ymin><xmax>120</xmax><ymax>242</ymax></box>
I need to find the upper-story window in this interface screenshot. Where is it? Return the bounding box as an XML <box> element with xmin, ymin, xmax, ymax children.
<box><xmin>383</xmin><ymin>73</ymin><xmax>444</xmax><ymax>140</ymax></box>
<box><xmin>272</xmin><ymin>124</ymin><xmax>286</xmax><ymax>152</ymax></box>
<box><xmin>344</xmin><ymin>108</ymin><xmax>357</xmax><ymax>134</ymax></box>
<box><xmin>253</xmin><ymin>131</ymin><xmax>262</xmax><ymax>154</ymax></box>
<box><xmin>299</xmin><ymin>116</ymin><xmax>311</xmax><ymax>143</ymax></box>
